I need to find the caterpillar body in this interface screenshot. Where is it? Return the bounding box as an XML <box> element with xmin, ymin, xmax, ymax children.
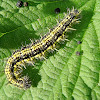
<box><xmin>5</xmin><ymin>8</ymin><xmax>80</xmax><ymax>89</ymax></box>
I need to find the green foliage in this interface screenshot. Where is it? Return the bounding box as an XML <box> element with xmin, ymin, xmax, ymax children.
<box><xmin>0</xmin><ymin>0</ymin><xmax>100</xmax><ymax>100</ymax></box>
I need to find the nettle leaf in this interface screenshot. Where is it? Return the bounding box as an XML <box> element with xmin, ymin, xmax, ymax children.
<box><xmin>0</xmin><ymin>0</ymin><xmax>100</xmax><ymax>100</ymax></box>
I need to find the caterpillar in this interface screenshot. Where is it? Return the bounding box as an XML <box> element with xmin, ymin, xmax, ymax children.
<box><xmin>5</xmin><ymin>8</ymin><xmax>80</xmax><ymax>89</ymax></box>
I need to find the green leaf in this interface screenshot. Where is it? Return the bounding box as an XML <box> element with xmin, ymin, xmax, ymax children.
<box><xmin>0</xmin><ymin>0</ymin><xmax>100</xmax><ymax>100</ymax></box>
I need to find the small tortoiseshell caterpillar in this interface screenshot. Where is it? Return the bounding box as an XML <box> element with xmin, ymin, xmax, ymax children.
<box><xmin>5</xmin><ymin>8</ymin><xmax>80</xmax><ymax>89</ymax></box>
